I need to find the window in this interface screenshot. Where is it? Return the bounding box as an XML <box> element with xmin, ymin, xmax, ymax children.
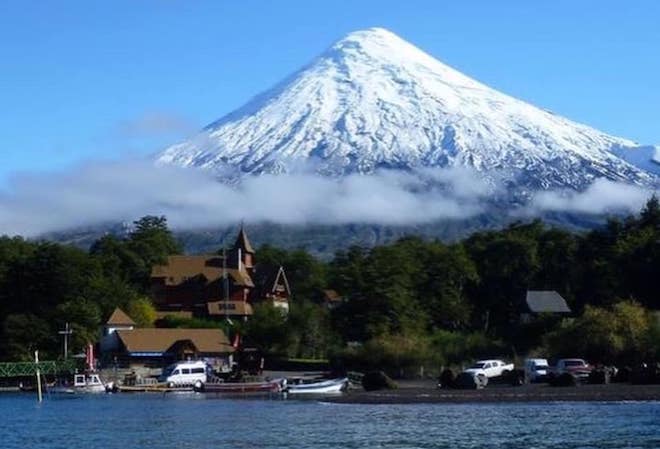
<box><xmin>564</xmin><ymin>360</ymin><xmax>585</xmax><ymax>367</ymax></box>
<box><xmin>182</xmin><ymin>368</ymin><xmax>191</xmax><ymax>374</ymax></box>
<box><xmin>191</xmin><ymin>368</ymin><xmax>205</xmax><ymax>374</ymax></box>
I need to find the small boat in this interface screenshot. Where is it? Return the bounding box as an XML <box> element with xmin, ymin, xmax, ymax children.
<box><xmin>193</xmin><ymin>377</ymin><xmax>285</xmax><ymax>394</ymax></box>
<box><xmin>286</xmin><ymin>377</ymin><xmax>348</xmax><ymax>394</ymax></box>
<box><xmin>74</xmin><ymin>373</ymin><xmax>107</xmax><ymax>393</ymax></box>
<box><xmin>49</xmin><ymin>373</ymin><xmax>107</xmax><ymax>394</ymax></box>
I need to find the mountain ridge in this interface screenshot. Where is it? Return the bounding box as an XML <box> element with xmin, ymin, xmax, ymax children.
<box><xmin>158</xmin><ymin>27</ymin><xmax>658</xmax><ymax>190</ymax></box>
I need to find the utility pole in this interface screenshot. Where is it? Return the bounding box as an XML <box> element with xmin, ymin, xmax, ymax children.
<box><xmin>223</xmin><ymin>247</ymin><xmax>232</xmax><ymax>324</ymax></box>
<box><xmin>35</xmin><ymin>350</ymin><xmax>42</xmax><ymax>403</ymax></box>
<box><xmin>58</xmin><ymin>322</ymin><xmax>73</xmax><ymax>360</ymax></box>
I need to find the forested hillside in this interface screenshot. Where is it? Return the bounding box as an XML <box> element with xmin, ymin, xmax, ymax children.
<box><xmin>1</xmin><ymin>199</ymin><xmax>658</xmax><ymax>372</ymax></box>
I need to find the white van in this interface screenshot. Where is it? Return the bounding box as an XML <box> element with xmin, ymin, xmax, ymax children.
<box><xmin>524</xmin><ymin>358</ymin><xmax>550</xmax><ymax>382</ymax></box>
<box><xmin>159</xmin><ymin>361</ymin><xmax>210</xmax><ymax>387</ymax></box>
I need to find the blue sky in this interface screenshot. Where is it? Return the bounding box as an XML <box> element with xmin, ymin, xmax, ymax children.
<box><xmin>1</xmin><ymin>0</ymin><xmax>659</xmax><ymax>185</ymax></box>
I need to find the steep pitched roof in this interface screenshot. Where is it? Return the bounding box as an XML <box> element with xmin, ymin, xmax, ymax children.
<box><xmin>234</xmin><ymin>226</ymin><xmax>255</xmax><ymax>254</ymax></box>
<box><xmin>525</xmin><ymin>291</ymin><xmax>571</xmax><ymax>313</ymax></box>
<box><xmin>106</xmin><ymin>308</ymin><xmax>136</xmax><ymax>326</ymax></box>
<box><xmin>253</xmin><ymin>264</ymin><xmax>291</xmax><ymax>299</ymax></box>
<box><xmin>151</xmin><ymin>255</ymin><xmax>254</xmax><ymax>287</ymax></box>
<box><xmin>252</xmin><ymin>264</ymin><xmax>291</xmax><ymax>300</ymax></box>
<box><xmin>115</xmin><ymin>328</ymin><xmax>234</xmax><ymax>354</ymax></box>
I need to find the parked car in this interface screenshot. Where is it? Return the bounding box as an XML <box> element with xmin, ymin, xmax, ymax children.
<box><xmin>551</xmin><ymin>358</ymin><xmax>592</xmax><ymax>380</ymax></box>
<box><xmin>464</xmin><ymin>359</ymin><xmax>514</xmax><ymax>378</ymax></box>
<box><xmin>524</xmin><ymin>358</ymin><xmax>550</xmax><ymax>382</ymax></box>
<box><xmin>158</xmin><ymin>360</ymin><xmax>211</xmax><ymax>387</ymax></box>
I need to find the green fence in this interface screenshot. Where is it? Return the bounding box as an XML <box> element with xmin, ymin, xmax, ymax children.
<box><xmin>0</xmin><ymin>360</ymin><xmax>77</xmax><ymax>378</ymax></box>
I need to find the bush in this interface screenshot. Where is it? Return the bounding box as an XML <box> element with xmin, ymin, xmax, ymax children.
<box><xmin>332</xmin><ymin>334</ymin><xmax>440</xmax><ymax>378</ymax></box>
<box><xmin>588</xmin><ymin>368</ymin><xmax>611</xmax><ymax>384</ymax></box>
<box><xmin>437</xmin><ymin>369</ymin><xmax>455</xmax><ymax>389</ymax></box>
<box><xmin>126</xmin><ymin>297</ymin><xmax>156</xmax><ymax>327</ymax></box>
<box><xmin>430</xmin><ymin>330</ymin><xmax>507</xmax><ymax>366</ymax></box>
<box><xmin>362</xmin><ymin>371</ymin><xmax>398</xmax><ymax>391</ymax></box>
<box><xmin>454</xmin><ymin>372</ymin><xmax>487</xmax><ymax>389</ymax></box>
<box><xmin>505</xmin><ymin>369</ymin><xmax>525</xmax><ymax>386</ymax></box>
<box><xmin>630</xmin><ymin>363</ymin><xmax>660</xmax><ymax>385</ymax></box>
<box><xmin>544</xmin><ymin>301</ymin><xmax>657</xmax><ymax>365</ymax></box>
<box><xmin>332</xmin><ymin>331</ymin><xmax>509</xmax><ymax>378</ymax></box>
<box><xmin>612</xmin><ymin>367</ymin><xmax>631</xmax><ymax>383</ymax></box>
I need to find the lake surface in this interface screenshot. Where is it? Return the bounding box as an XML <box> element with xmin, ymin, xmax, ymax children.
<box><xmin>1</xmin><ymin>393</ymin><xmax>659</xmax><ymax>449</ymax></box>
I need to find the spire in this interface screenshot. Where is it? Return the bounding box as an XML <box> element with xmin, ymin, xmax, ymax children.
<box><xmin>234</xmin><ymin>225</ymin><xmax>255</xmax><ymax>254</ymax></box>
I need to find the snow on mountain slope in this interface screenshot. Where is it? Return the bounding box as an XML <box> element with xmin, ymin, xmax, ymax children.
<box><xmin>158</xmin><ymin>27</ymin><xmax>657</xmax><ymax>190</ymax></box>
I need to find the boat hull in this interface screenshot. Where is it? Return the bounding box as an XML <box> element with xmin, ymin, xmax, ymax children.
<box><xmin>49</xmin><ymin>384</ymin><xmax>107</xmax><ymax>394</ymax></box>
<box><xmin>116</xmin><ymin>384</ymin><xmax>193</xmax><ymax>393</ymax></box>
<box><xmin>194</xmin><ymin>378</ymin><xmax>285</xmax><ymax>394</ymax></box>
<box><xmin>78</xmin><ymin>384</ymin><xmax>108</xmax><ymax>393</ymax></box>
<box><xmin>286</xmin><ymin>378</ymin><xmax>348</xmax><ymax>394</ymax></box>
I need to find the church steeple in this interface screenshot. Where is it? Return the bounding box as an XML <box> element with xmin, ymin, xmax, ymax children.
<box><xmin>234</xmin><ymin>225</ymin><xmax>255</xmax><ymax>255</ymax></box>
<box><xmin>230</xmin><ymin>225</ymin><xmax>255</xmax><ymax>273</ymax></box>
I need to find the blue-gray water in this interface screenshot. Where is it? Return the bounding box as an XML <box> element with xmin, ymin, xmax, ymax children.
<box><xmin>1</xmin><ymin>394</ymin><xmax>659</xmax><ymax>449</ymax></box>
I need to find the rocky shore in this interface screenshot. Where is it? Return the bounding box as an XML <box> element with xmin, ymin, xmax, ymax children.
<box><xmin>326</xmin><ymin>380</ymin><xmax>660</xmax><ymax>404</ymax></box>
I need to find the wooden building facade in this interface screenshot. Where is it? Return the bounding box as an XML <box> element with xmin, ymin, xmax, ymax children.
<box><xmin>150</xmin><ymin>227</ymin><xmax>291</xmax><ymax>320</ymax></box>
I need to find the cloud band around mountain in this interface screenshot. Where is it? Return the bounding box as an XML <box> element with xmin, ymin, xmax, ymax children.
<box><xmin>0</xmin><ymin>159</ymin><xmax>655</xmax><ymax>238</ymax></box>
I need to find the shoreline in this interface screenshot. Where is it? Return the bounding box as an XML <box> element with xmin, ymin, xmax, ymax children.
<box><xmin>325</xmin><ymin>382</ymin><xmax>660</xmax><ymax>404</ymax></box>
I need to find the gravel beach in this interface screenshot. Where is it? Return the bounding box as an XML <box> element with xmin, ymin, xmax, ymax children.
<box><xmin>325</xmin><ymin>380</ymin><xmax>660</xmax><ymax>404</ymax></box>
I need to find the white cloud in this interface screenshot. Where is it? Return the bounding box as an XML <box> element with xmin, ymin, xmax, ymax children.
<box><xmin>1</xmin><ymin>158</ymin><xmax>655</xmax><ymax>238</ymax></box>
<box><xmin>529</xmin><ymin>178</ymin><xmax>655</xmax><ymax>215</ymax></box>
<box><xmin>0</xmin><ymin>160</ymin><xmax>491</xmax><ymax>237</ymax></box>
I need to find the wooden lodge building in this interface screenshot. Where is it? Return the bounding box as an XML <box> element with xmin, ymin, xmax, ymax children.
<box><xmin>150</xmin><ymin>227</ymin><xmax>291</xmax><ymax>320</ymax></box>
<box><xmin>99</xmin><ymin>228</ymin><xmax>289</xmax><ymax>372</ymax></box>
<box><xmin>100</xmin><ymin>307</ymin><xmax>235</xmax><ymax>372</ymax></box>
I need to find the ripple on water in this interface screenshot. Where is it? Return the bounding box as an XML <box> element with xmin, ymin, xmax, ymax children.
<box><xmin>1</xmin><ymin>394</ymin><xmax>659</xmax><ymax>449</ymax></box>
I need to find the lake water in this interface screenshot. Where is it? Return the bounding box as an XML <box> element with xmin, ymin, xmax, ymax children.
<box><xmin>1</xmin><ymin>393</ymin><xmax>659</xmax><ymax>449</ymax></box>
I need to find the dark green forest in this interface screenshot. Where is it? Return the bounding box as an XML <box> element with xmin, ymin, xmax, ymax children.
<box><xmin>1</xmin><ymin>199</ymin><xmax>659</xmax><ymax>374</ymax></box>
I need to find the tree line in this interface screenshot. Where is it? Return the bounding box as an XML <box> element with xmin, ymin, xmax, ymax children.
<box><xmin>249</xmin><ymin>197</ymin><xmax>659</xmax><ymax>373</ymax></box>
<box><xmin>1</xmin><ymin>199</ymin><xmax>658</xmax><ymax>373</ymax></box>
<box><xmin>0</xmin><ymin>216</ymin><xmax>178</xmax><ymax>361</ymax></box>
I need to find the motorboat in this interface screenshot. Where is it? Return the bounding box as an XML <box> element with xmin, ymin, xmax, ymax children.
<box><xmin>72</xmin><ymin>373</ymin><xmax>107</xmax><ymax>393</ymax></box>
<box><xmin>286</xmin><ymin>377</ymin><xmax>348</xmax><ymax>394</ymax></box>
<box><xmin>46</xmin><ymin>373</ymin><xmax>107</xmax><ymax>394</ymax></box>
<box><xmin>74</xmin><ymin>373</ymin><xmax>107</xmax><ymax>393</ymax></box>
<box><xmin>193</xmin><ymin>377</ymin><xmax>285</xmax><ymax>394</ymax></box>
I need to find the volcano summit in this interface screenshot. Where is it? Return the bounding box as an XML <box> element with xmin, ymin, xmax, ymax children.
<box><xmin>158</xmin><ymin>27</ymin><xmax>658</xmax><ymax>192</ymax></box>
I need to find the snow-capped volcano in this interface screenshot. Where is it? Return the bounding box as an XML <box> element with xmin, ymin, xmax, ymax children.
<box><xmin>158</xmin><ymin>27</ymin><xmax>658</xmax><ymax>190</ymax></box>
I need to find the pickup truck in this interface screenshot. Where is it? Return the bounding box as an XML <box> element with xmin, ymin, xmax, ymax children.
<box><xmin>551</xmin><ymin>358</ymin><xmax>592</xmax><ymax>380</ymax></box>
<box><xmin>464</xmin><ymin>359</ymin><xmax>514</xmax><ymax>378</ymax></box>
